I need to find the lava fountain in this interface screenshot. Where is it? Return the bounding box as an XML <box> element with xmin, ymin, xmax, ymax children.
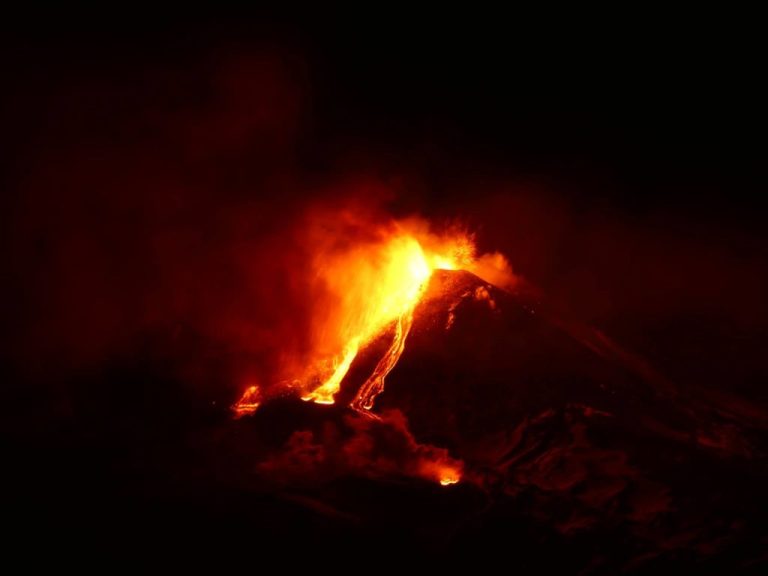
<box><xmin>232</xmin><ymin>210</ymin><xmax>515</xmax><ymax>485</ymax></box>
<box><xmin>235</xmin><ymin>217</ymin><xmax>511</xmax><ymax>412</ymax></box>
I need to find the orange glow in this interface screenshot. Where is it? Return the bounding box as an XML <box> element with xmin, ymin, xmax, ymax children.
<box><xmin>351</xmin><ymin>309</ymin><xmax>415</xmax><ymax>411</ymax></box>
<box><xmin>301</xmin><ymin>341</ymin><xmax>359</xmax><ymax>404</ymax></box>
<box><xmin>232</xmin><ymin>384</ymin><xmax>261</xmax><ymax>417</ymax></box>
<box><xmin>418</xmin><ymin>459</ymin><xmax>463</xmax><ymax>486</ymax></box>
<box><xmin>436</xmin><ymin>465</ymin><xmax>462</xmax><ymax>486</ymax></box>
<box><xmin>235</xmin><ymin>213</ymin><xmax>515</xmax><ymax>413</ymax></box>
<box><xmin>298</xmin><ymin>222</ymin><xmax>510</xmax><ymax>409</ymax></box>
<box><xmin>229</xmin><ymin>211</ymin><xmax>513</xmax><ymax>487</ymax></box>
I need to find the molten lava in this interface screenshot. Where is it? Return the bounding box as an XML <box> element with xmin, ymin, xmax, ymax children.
<box><xmin>234</xmin><ymin>220</ymin><xmax>513</xmax><ymax>412</ymax></box>
<box><xmin>295</xmin><ymin>225</ymin><xmax>503</xmax><ymax>411</ymax></box>
<box><xmin>232</xmin><ymin>213</ymin><xmax>515</xmax><ymax>486</ymax></box>
<box><xmin>437</xmin><ymin>467</ymin><xmax>462</xmax><ymax>486</ymax></box>
<box><xmin>301</xmin><ymin>233</ymin><xmax>432</xmax><ymax>405</ymax></box>
<box><xmin>233</xmin><ymin>385</ymin><xmax>261</xmax><ymax>418</ymax></box>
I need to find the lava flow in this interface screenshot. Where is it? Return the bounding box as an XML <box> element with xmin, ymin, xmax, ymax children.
<box><xmin>301</xmin><ymin>229</ymin><xmax>477</xmax><ymax>411</ymax></box>
<box><xmin>232</xmin><ymin>212</ymin><xmax>514</xmax><ymax>485</ymax></box>
<box><xmin>301</xmin><ymin>232</ymin><xmax>436</xmax><ymax>407</ymax></box>
<box><xmin>235</xmin><ymin>217</ymin><xmax>511</xmax><ymax>413</ymax></box>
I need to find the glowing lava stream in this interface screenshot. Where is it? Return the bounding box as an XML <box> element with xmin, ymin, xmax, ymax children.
<box><xmin>233</xmin><ymin>227</ymin><xmax>514</xmax><ymax>415</ymax></box>
<box><xmin>232</xmin><ymin>223</ymin><xmax>514</xmax><ymax>487</ymax></box>
<box><xmin>351</xmin><ymin>308</ymin><xmax>416</xmax><ymax>411</ymax></box>
<box><xmin>300</xmin><ymin>233</ymin><xmax>452</xmax><ymax>411</ymax></box>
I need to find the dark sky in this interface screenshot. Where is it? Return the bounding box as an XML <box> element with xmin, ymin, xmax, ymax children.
<box><xmin>2</xmin><ymin>10</ymin><xmax>767</xmax><ymax>402</ymax></box>
<box><xmin>3</xmin><ymin>14</ymin><xmax>768</xmax><ymax>571</ymax></box>
<box><xmin>4</xmin><ymin>10</ymin><xmax>765</xmax><ymax>207</ymax></box>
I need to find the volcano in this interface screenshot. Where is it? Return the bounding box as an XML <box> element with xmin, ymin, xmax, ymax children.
<box><xmin>38</xmin><ymin>268</ymin><xmax>762</xmax><ymax>571</ymax></box>
<box><xmin>5</xmin><ymin>14</ymin><xmax>767</xmax><ymax>572</ymax></box>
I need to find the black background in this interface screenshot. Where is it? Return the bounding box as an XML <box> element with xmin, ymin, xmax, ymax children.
<box><xmin>4</xmin><ymin>9</ymin><xmax>766</xmax><ymax>396</ymax></box>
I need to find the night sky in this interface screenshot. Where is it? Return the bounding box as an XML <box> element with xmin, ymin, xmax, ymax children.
<box><xmin>2</xmin><ymin>9</ymin><xmax>767</xmax><ymax>571</ymax></box>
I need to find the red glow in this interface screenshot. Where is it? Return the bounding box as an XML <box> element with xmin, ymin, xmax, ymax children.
<box><xmin>231</xmin><ymin>209</ymin><xmax>515</xmax><ymax>485</ymax></box>
<box><xmin>232</xmin><ymin>384</ymin><xmax>261</xmax><ymax>417</ymax></box>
